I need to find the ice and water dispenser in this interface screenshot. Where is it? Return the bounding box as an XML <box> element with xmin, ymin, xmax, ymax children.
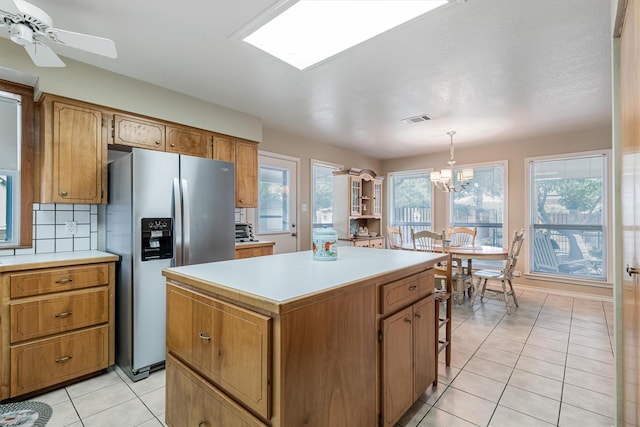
<box><xmin>141</xmin><ymin>218</ymin><xmax>173</xmax><ymax>261</ymax></box>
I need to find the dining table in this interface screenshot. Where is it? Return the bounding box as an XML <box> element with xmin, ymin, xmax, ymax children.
<box><xmin>403</xmin><ymin>243</ymin><xmax>509</xmax><ymax>304</ymax></box>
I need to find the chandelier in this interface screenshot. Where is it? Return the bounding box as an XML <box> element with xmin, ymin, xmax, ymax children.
<box><xmin>430</xmin><ymin>131</ymin><xmax>474</xmax><ymax>192</ymax></box>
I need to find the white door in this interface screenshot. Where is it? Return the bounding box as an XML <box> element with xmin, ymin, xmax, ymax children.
<box><xmin>251</xmin><ymin>152</ymin><xmax>298</xmax><ymax>254</ymax></box>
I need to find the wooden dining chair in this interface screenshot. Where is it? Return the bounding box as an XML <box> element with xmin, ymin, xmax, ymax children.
<box><xmin>386</xmin><ymin>226</ymin><xmax>403</xmax><ymax>249</ymax></box>
<box><xmin>471</xmin><ymin>229</ymin><xmax>526</xmax><ymax>314</ymax></box>
<box><xmin>447</xmin><ymin>226</ymin><xmax>477</xmax><ymax>247</ymax></box>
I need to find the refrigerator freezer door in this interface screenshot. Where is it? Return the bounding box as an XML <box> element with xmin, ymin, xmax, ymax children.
<box><xmin>180</xmin><ymin>155</ymin><xmax>235</xmax><ymax>264</ymax></box>
<box><xmin>131</xmin><ymin>149</ymin><xmax>179</xmax><ymax>372</ymax></box>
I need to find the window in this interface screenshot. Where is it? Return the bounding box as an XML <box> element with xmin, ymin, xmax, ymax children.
<box><xmin>257</xmin><ymin>165</ymin><xmax>290</xmax><ymax>233</ymax></box>
<box><xmin>0</xmin><ymin>91</ymin><xmax>21</xmax><ymax>247</ymax></box>
<box><xmin>450</xmin><ymin>162</ymin><xmax>506</xmax><ymax>249</ymax></box>
<box><xmin>528</xmin><ymin>152</ymin><xmax>608</xmax><ymax>282</ymax></box>
<box><xmin>388</xmin><ymin>170</ymin><xmax>433</xmax><ymax>244</ymax></box>
<box><xmin>311</xmin><ymin>160</ymin><xmax>342</xmax><ymax>229</ymax></box>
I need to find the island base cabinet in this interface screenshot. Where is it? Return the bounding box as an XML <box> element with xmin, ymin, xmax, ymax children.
<box><xmin>166</xmin><ymin>354</ymin><xmax>267</xmax><ymax>427</ymax></box>
<box><xmin>381</xmin><ymin>295</ymin><xmax>435</xmax><ymax>427</ymax></box>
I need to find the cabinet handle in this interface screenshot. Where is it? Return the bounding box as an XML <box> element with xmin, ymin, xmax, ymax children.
<box><xmin>55</xmin><ymin>311</ymin><xmax>73</xmax><ymax>318</ymax></box>
<box><xmin>55</xmin><ymin>277</ymin><xmax>73</xmax><ymax>284</ymax></box>
<box><xmin>238</xmin><ymin>199</ymin><xmax>244</xmax><ymax>203</ymax></box>
<box><xmin>155</xmin><ymin>141</ymin><xmax>160</xmax><ymax>145</ymax></box>
<box><xmin>55</xmin><ymin>355</ymin><xmax>73</xmax><ymax>363</ymax></box>
<box><xmin>404</xmin><ymin>317</ymin><xmax>412</xmax><ymax>324</ymax></box>
<box><xmin>170</xmin><ymin>143</ymin><xmax>175</xmax><ymax>147</ymax></box>
<box><xmin>198</xmin><ymin>332</ymin><xmax>211</xmax><ymax>342</ymax></box>
<box><xmin>408</xmin><ymin>285</ymin><xmax>418</xmax><ymax>291</ymax></box>
<box><xmin>198</xmin><ymin>422</ymin><xmax>209</xmax><ymax>427</ymax></box>
<box><xmin>59</xmin><ymin>191</ymin><xmax>68</xmax><ymax>197</ymax></box>
<box><xmin>415</xmin><ymin>312</ymin><xmax>422</xmax><ymax>319</ymax></box>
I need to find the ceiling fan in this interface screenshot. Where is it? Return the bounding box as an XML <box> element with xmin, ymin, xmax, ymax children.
<box><xmin>0</xmin><ymin>0</ymin><xmax>117</xmax><ymax>67</ymax></box>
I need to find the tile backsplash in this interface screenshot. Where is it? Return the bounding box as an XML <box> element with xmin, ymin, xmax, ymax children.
<box><xmin>0</xmin><ymin>203</ymin><xmax>98</xmax><ymax>257</ymax></box>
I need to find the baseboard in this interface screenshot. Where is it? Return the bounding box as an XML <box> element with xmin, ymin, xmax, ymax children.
<box><xmin>511</xmin><ymin>282</ymin><xmax>613</xmax><ymax>303</ymax></box>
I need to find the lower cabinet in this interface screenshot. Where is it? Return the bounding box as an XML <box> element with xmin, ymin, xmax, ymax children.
<box><xmin>0</xmin><ymin>255</ymin><xmax>117</xmax><ymax>399</ymax></box>
<box><xmin>235</xmin><ymin>242</ymin><xmax>275</xmax><ymax>259</ymax></box>
<box><xmin>352</xmin><ymin>237</ymin><xmax>385</xmax><ymax>248</ymax></box>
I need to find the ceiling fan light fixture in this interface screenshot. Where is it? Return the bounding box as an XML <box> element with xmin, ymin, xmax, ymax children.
<box><xmin>9</xmin><ymin>23</ymin><xmax>33</xmax><ymax>46</ymax></box>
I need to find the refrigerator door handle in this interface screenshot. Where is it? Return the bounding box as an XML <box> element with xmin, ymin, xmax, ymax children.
<box><xmin>181</xmin><ymin>178</ymin><xmax>191</xmax><ymax>265</ymax></box>
<box><xmin>173</xmin><ymin>178</ymin><xmax>183</xmax><ymax>267</ymax></box>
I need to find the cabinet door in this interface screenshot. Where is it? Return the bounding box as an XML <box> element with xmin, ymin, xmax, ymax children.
<box><xmin>166</xmin><ymin>355</ymin><xmax>267</xmax><ymax>427</ymax></box>
<box><xmin>166</xmin><ymin>125</ymin><xmax>211</xmax><ymax>158</ymax></box>
<box><xmin>350</xmin><ymin>177</ymin><xmax>362</xmax><ymax>216</ymax></box>
<box><xmin>236</xmin><ymin>140</ymin><xmax>258</xmax><ymax>207</ymax></box>
<box><xmin>413</xmin><ymin>296</ymin><xmax>435</xmax><ymax>398</ymax></box>
<box><xmin>52</xmin><ymin>102</ymin><xmax>106</xmax><ymax>204</ymax></box>
<box><xmin>167</xmin><ymin>286</ymin><xmax>271</xmax><ymax>419</ymax></box>
<box><xmin>213</xmin><ymin>134</ymin><xmax>236</xmax><ymax>162</ymax></box>
<box><xmin>381</xmin><ymin>306</ymin><xmax>413</xmax><ymax>427</ymax></box>
<box><xmin>113</xmin><ymin>114</ymin><xmax>165</xmax><ymax>150</ymax></box>
<box><xmin>373</xmin><ymin>180</ymin><xmax>383</xmax><ymax>216</ymax></box>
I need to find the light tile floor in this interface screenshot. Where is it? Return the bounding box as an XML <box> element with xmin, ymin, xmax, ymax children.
<box><xmin>22</xmin><ymin>288</ymin><xmax>614</xmax><ymax>427</ymax></box>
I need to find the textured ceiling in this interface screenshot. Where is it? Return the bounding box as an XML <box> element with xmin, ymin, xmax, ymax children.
<box><xmin>0</xmin><ymin>0</ymin><xmax>613</xmax><ymax>159</ymax></box>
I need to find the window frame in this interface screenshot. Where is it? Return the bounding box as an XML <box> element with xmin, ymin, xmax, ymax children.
<box><xmin>310</xmin><ymin>159</ymin><xmax>343</xmax><ymax>232</ymax></box>
<box><xmin>0</xmin><ymin>80</ymin><xmax>33</xmax><ymax>249</ymax></box>
<box><xmin>447</xmin><ymin>160</ymin><xmax>508</xmax><ymax>249</ymax></box>
<box><xmin>524</xmin><ymin>150</ymin><xmax>611</xmax><ymax>286</ymax></box>
<box><xmin>387</xmin><ymin>168</ymin><xmax>435</xmax><ymax>246</ymax></box>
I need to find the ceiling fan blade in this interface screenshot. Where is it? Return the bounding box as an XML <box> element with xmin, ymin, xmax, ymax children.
<box><xmin>46</xmin><ymin>28</ymin><xmax>117</xmax><ymax>58</ymax></box>
<box><xmin>24</xmin><ymin>42</ymin><xmax>65</xmax><ymax>67</ymax></box>
<box><xmin>0</xmin><ymin>0</ymin><xmax>20</xmax><ymax>15</ymax></box>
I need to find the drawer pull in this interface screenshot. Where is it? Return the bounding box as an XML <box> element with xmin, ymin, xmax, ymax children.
<box><xmin>408</xmin><ymin>285</ymin><xmax>418</xmax><ymax>291</ymax></box>
<box><xmin>59</xmin><ymin>191</ymin><xmax>68</xmax><ymax>197</ymax></box>
<box><xmin>404</xmin><ymin>317</ymin><xmax>412</xmax><ymax>324</ymax></box>
<box><xmin>55</xmin><ymin>278</ymin><xmax>73</xmax><ymax>284</ymax></box>
<box><xmin>198</xmin><ymin>332</ymin><xmax>211</xmax><ymax>342</ymax></box>
<box><xmin>55</xmin><ymin>311</ymin><xmax>73</xmax><ymax>318</ymax></box>
<box><xmin>198</xmin><ymin>422</ymin><xmax>209</xmax><ymax>427</ymax></box>
<box><xmin>55</xmin><ymin>355</ymin><xmax>73</xmax><ymax>363</ymax></box>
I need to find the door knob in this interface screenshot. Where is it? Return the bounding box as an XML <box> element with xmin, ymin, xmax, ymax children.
<box><xmin>626</xmin><ymin>265</ymin><xmax>640</xmax><ymax>277</ymax></box>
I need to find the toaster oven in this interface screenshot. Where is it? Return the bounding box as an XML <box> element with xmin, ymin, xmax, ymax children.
<box><xmin>235</xmin><ymin>222</ymin><xmax>256</xmax><ymax>242</ymax></box>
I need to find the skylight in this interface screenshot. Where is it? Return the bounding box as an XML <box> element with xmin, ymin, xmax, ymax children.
<box><xmin>243</xmin><ymin>0</ymin><xmax>448</xmax><ymax>70</ymax></box>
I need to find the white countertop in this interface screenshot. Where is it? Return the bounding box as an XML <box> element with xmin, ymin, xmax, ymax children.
<box><xmin>164</xmin><ymin>246</ymin><xmax>445</xmax><ymax>304</ymax></box>
<box><xmin>0</xmin><ymin>250</ymin><xmax>119</xmax><ymax>272</ymax></box>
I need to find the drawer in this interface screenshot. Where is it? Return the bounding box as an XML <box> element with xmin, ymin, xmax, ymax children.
<box><xmin>370</xmin><ymin>238</ymin><xmax>385</xmax><ymax>248</ymax></box>
<box><xmin>380</xmin><ymin>270</ymin><xmax>434</xmax><ymax>315</ymax></box>
<box><xmin>11</xmin><ymin>288</ymin><xmax>109</xmax><ymax>343</ymax></box>
<box><xmin>167</xmin><ymin>285</ymin><xmax>271</xmax><ymax>420</ymax></box>
<box><xmin>353</xmin><ymin>240</ymin><xmax>369</xmax><ymax>247</ymax></box>
<box><xmin>10</xmin><ymin>264</ymin><xmax>109</xmax><ymax>298</ymax></box>
<box><xmin>166</xmin><ymin>354</ymin><xmax>267</xmax><ymax>427</ymax></box>
<box><xmin>10</xmin><ymin>325</ymin><xmax>109</xmax><ymax>397</ymax></box>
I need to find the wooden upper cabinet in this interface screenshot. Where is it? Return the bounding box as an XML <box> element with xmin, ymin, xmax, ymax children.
<box><xmin>166</xmin><ymin>125</ymin><xmax>212</xmax><ymax>157</ymax></box>
<box><xmin>213</xmin><ymin>134</ymin><xmax>236</xmax><ymax>162</ymax></box>
<box><xmin>113</xmin><ymin>114</ymin><xmax>165</xmax><ymax>150</ymax></box>
<box><xmin>213</xmin><ymin>136</ymin><xmax>258</xmax><ymax>208</ymax></box>
<box><xmin>235</xmin><ymin>140</ymin><xmax>258</xmax><ymax>208</ymax></box>
<box><xmin>37</xmin><ymin>96</ymin><xmax>107</xmax><ymax>204</ymax></box>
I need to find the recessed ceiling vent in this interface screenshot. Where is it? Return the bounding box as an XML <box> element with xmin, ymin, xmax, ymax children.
<box><xmin>401</xmin><ymin>114</ymin><xmax>431</xmax><ymax>125</ymax></box>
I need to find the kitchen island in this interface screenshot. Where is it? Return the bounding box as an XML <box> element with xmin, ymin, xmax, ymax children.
<box><xmin>162</xmin><ymin>246</ymin><xmax>446</xmax><ymax>426</ymax></box>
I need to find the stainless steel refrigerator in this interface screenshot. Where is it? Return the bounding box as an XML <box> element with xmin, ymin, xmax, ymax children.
<box><xmin>106</xmin><ymin>148</ymin><xmax>235</xmax><ymax>381</ymax></box>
